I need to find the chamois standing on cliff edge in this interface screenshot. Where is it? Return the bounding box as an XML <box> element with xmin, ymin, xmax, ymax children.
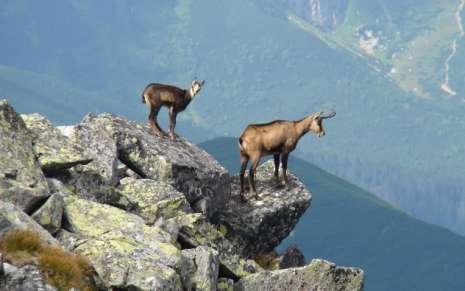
<box><xmin>142</xmin><ymin>79</ymin><xmax>205</xmax><ymax>141</ymax></box>
<box><xmin>238</xmin><ymin>110</ymin><xmax>336</xmax><ymax>201</ymax></box>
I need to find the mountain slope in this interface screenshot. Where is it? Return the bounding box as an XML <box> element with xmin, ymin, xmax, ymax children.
<box><xmin>265</xmin><ymin>0</ymin><xmax>464</xmax><ymax>99</ymax></box>
<box><xmin>200</xmin><ymin>137</ymin><xmax>465</xmax><ymax>291</ymax></box>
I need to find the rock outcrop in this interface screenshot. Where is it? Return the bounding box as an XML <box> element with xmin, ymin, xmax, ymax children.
<box><xmin>215</xmin><ymin>160</ymin><xmax>311</xmax><ymax>257</ymax></box>
<box><xmin>21</xmin><ymin>113</ymin><xmax>91</xmax><ymax>173</ymax></box>
<box><xmin>78</xmin><ymin>113</ymin><xmax>231</xmax><ymax>218</ymax></box>
<box><xmin>0</xmin><ymin>201</ymin><xmax>57</xmax><ymax>245</ymax></box>
<box><xmin>61</xmin><ymin>196</ymin><xmax>184</xmax><ymax>290</ymax></box>
<box><xmin>54</xmin><ymin>114</ymin><xmax>120</xmax><ymax>201</ymax></box>
<box><xmin>30</xmin><ymin>193</ymin><xmax>64</xmax><ymax>235</ymax></box>
<box><xmin>0</xmin><ymin>101</ymin><xmax>364</xmax><ymax>291</ymax></box>
<box><xmin>117</xmin><ymin>177</ymin><xmax>192</xmax><ymax>224</ymax></box>
<box><xmin>0</xmin><ymin>100</ymin><xmax>49</xmax><ymax>213</ymax></box>
<box><xmin>181</xmin><ymin>246</ymin><xmax>220</xmax><ymax>291</ymax></box>
<box><xmin>170</xmin><ymin>213</ymin><xmax>261</xmax><ymax>279</ymax></box>
<box><xmin>283</xmin><ymin>0</ymin><xmax>349</xmax><ymax>30</ymax></box>
<box><xmin>234</xmin><ymin>259</ymin><xmax>364</xmax><ymax>291</ymax></box>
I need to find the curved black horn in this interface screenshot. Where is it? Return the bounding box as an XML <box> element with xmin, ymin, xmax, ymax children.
<box><xmin>321</xmin><ymin>110</ymin><xmax>336</xmax><ymax>119</ymax></box>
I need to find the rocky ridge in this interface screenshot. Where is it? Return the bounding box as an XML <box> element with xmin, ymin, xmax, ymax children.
<box><xmin>0</xmin><ymin>99</ymin><xmax>364</xmax><ymax>290</ymax></box>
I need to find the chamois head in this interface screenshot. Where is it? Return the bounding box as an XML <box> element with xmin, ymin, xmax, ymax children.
<box><xmin>310</xmin><ymin>110</ymin><xmax>336</xmax><ymax>138</ymax></box>
<box><xmin>190</xmin><ymin>79</ymin><xmax>205</xmax><ymax>98</ymax></box>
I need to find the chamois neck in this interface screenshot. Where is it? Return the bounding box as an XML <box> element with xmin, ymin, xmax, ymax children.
<box><xmin>294</xmin><ymin>115</ymin><xmax>315</xmax><ymax>138</ymax></box>
<box><xmin>185</xmin><ymin>88</ymin><xmax>194</xmax><ymax>100</ymax></box>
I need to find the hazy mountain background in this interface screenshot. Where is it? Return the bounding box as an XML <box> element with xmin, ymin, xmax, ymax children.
<box><xmin>200</xmin><ymin>137</ymin><xmax>465</xmax><ymax>291</ymax></box>
<box><xmin>1</xmin><ymin>0</ymin><xmax>465</xmax><ymax>237</ymax></box>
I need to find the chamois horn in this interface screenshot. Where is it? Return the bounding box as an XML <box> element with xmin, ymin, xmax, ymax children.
<box><xmin>321</xmin><ymin>110</ymin><xmax>336</xmax><ymax>119</ymax></box>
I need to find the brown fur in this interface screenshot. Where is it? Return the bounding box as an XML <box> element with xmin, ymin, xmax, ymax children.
<box><xmin>238</xmin><ymin>111</ymin><xmax>335</xmax><ymax>201</ymax></box>
<box><xmin>141</xmin><ymin>80</ymin><xmax>204</xmax><ymax>140</ymax></box>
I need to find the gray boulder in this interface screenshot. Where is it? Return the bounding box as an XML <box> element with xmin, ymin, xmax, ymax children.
<box><xmin>181</xmin><ymin>246</ymin><xmax>220</xmax><ymax>291</ymax></box>
<box><xmin>234</xmin><ymin>259</ymin><xmax>364</xmax><ymax>291</ymax></box>
<box><xmin>0</xmin><ymin>201</ymin><xmax>58</xmax><ymax>245</ymax></box>
<box><xmin>20</xmin><ymin>113</ymin><xmax>91</xmax><ymax>173</ymax></box>
<box><xmin>55</xmin><ymin>229</ymin><xmax>85</xmax><ymax>252</ymax></box>
<box><xmin>62</xmin><ymin>196</ymin><xmax>184</xmax><ymax>290</ymax></box>
<box><xmin>54</xmin><ymin>115</ymin><xmax>119</xmax><ymax>201</ymax></box>
<box><xmin>0</xmin><ymin>100</ymin><xmax>49</xmax><ymax>213</ymax></box>
<box><xmin>30</xmin><ymin>193</ymin><xmax>64</xmax><ymax>235</ymax></box>
<box><xmin>117</xmin><ymin>177</ymin><xmax>192</xmax><ymax>224</ymax></box>
<box><xmin>45</xmin><ymin>178</ymin><xmax>74</xmax><ymax>196</ymax></box>
<box><xmin>81</xmin><ymin>113</ymin><xmax>230</xmax><ymax>218</ymax></box>
<box><xmin>170</xmin><ymin>213</ymin><xmax>261</xmax><ymax>280</ymax></box>
<box><xmin>216</xmin><ymin>160</ymin><xmax>311</xmax><ymax>257</ymax></box>
<box><xmin>0</xmin><ymin>264</ymin><xmax>57</xmax><ymax>291</ymax></box>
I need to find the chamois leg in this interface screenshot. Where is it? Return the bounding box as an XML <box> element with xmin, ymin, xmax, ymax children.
<box><xmin>281</xmin><ymin>153</ymin><xmax>290</xmax><ymax>190</ymax></box>
<box><xmin>248</xmin><ymin>157</ymin><xmax>261</xmax><ymax>200</ymax></box>
<box><xmin>273</xmin><ymin>154</ymin><xmax>280</xmax><ymax>185</ymax></box>
<box><xmin>168</xmin><ymin>106</ymin><xmax>177</xmax><ymax>141</ymax></box>
<box><xmin>239</xmin><ymin>154</ymin><xmax>249</xmax><ymax>202</ymax></box>
<box><xmin>149</xmin><ymin>106</ymin><xmax>165</xmax><ymax>137</ymax></box>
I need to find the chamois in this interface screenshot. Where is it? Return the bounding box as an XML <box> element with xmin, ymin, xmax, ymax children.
<box><xmin>238</xmin><ymin>110</ymin><xmax>336</xmax><ymax>201</ymax></box>
<box><xmin>142</xmin><ymin>79</ymin><xmax>205</xmax><ymax>141</ymax></box>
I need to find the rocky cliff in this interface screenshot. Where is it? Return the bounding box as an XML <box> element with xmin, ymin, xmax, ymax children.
<box><xmin>0</xmin><ymin>99</ymin><xmax>364</xmax><ymax>290</ymax></box>
<box><xmin>283</xmin><ymin>0</ymin><xmax>349</xmax><ymax>30</ymax></box>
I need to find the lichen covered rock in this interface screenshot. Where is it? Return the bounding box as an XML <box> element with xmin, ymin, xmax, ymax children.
<box><xmin>54</xmin><ymin>114</ymin><xmax>120</xmax><ymax>200</ymax></box>
<box><xmin>0</xmin><ymin>201</ymin><xmax>57</xmax><ymax>245</ymax></box>
<box><xmin>62</xmin><ymin>196</ymin><xmax>184</xmax><ymax>290</ymax></box>
<box><xmin>21</xmin><ymin>113</ymin><xmax>91</xmax><ymax>173</ymax></box>
<box><xmin>234</xmin><ymin>259</ymin><xmax>364</xmax><ymax>291</ymax></box>
<box><xmin>31</xmin><ymin>193</ymin><xmax>64</xmax><ymax>235</ymax></box>
<box><xmin>0</xmin><ymin>100</ymin><xmax>49</xmax><ymax>213</ymax></box>
<box><xmin>81</xmin><ymin>113</ymin><xmax>230</xmax><ymax>218</ymax></box>
<box><xmin>181</xmin><ymin>246</ymin><xmax>220</xmax><ymax>291</ymax></box>
<box><xmin>117</xmin><ymin>177</ymin><xmax>192</xmax><ymax>224</ymax></box>
<box><xmin>0</xmin><ymin>264</ymin><xmax>57</xmax><ymax>291</ymax></box>
<box><xmin>171</xmin><ymin>213</ymin><xmax>261</xmax><ymax>279</ymax></box>
<box><xmin>217</xmin><ymin>277</ymin><xmax>235</xmax><ymax>291</ymax></box>
<box><xmin>74</xmin><ymin>230</ymin><xmax>183</xmax><ymax>291</ymax></box>
<box><xmin>216</xmin><ymin>160</ymin><xmax>311</xmax><ymax>257</ymax></box>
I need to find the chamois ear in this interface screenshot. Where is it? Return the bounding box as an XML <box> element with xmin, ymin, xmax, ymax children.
<box><xmin>200</xmin><ymin>80</ymin><xmax>205</xmax><ymax>86</ymax></box>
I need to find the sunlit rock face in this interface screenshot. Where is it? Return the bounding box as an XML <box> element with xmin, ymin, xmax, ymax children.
<box><xmin>0</xmin><ymin>100</ymin><xmax>50</xmax><ymax>213</ymax></box>
<box><xmin>235</xmin><ymin>259</ymin><xmax>364</xmax><ymax>291</ymax></box>
<box><xmin>215</xmin><ymin>160</ymin><xmax>311</xmax><ymax>258</ymax></box>
<box><xmin>284</xmin><ymin>0</ymin><xmax>349</xmax><ymax>30</ymax></box>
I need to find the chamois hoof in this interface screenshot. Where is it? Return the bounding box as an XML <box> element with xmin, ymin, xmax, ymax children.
<box><xmin>158</xmin><ymin>132</ymin><xmax>168</xmax><ymax>139</ymax></box>
<box><xmin>240</xmin><ymin>194</ymin><xmax>247</xmax><ymax>203</ymax></box>
<box><xmin>168</xmin><ymin>133</ymin><xmax>179</xmax><ymax>142</ymax></box>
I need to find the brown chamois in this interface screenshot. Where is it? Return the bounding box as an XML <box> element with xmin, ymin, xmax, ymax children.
<box><xmin>238</xmin><ymin>110</ymin><xmax>336</xmax><ymax>201</ymax></box>
<box><xmin>142</xmin><ymin>79</ymin><xmax>205</xmax><ymax>141</ymax></box>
